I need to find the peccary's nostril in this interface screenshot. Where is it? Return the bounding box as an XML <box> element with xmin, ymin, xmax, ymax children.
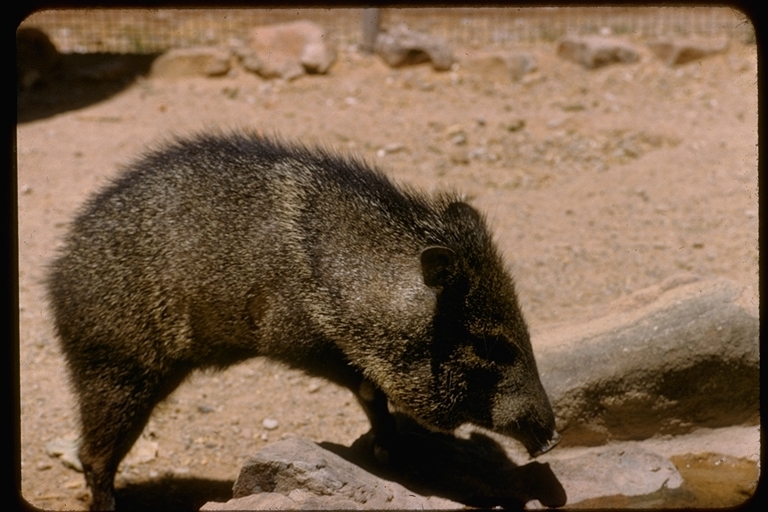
<box><xmin>532</xmin><ymin>430</ymin><xmax>561</xmax><ymax>457</ymax></box>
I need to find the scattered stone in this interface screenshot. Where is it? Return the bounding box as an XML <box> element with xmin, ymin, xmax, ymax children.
<box><xmin>451</xmin><ymin>133</ymin><xmax>467</xmax><ymax>145</ymax></box>
<box><xmin>123</xmin><ymin>437</ymin><xmax>158</xmax><ymax>466</ymax></box>
<box><xmin>64</xmin><ymin>479</ymin><xmax>84</xmax><ymax>489</ymax></box>
<box><xmin>377</xmin><ymin>143</ymin><xmax>405</xmax><ymax>157</ymax></box>
<box><xmin>262</xmin><ymin>418</ymin><xmax>279</xmax><ymax>430</ymax></box>
<box><xmin>647</xmin><ymin>38</ymin><xmax>729</xmax><ymax>66</ymax></box>
<box><xmin>461</xmin><ymin>51</ymin><xmax>538</xmax><ymax>82</ymax></box>
<box><xmin>448</xmin><ymin>149</ymin><xmax>470</xmax><ymax>165</ymax></box>
<box><xmin>383</xmin><ymin>142</ymin><xmax>405</xmax><ymax>154</ymax></box>
<box><xmin>445</xmin><ymin>126</ymin><xmax>467</xmax><ymax>146</ymax></box>
<box><xmin>557</xmin><ymin>36</ymin><xmax>640</xmax><ymax>69</ymax></box>
<box><xmin>238</xmin><ymin>20</ymin><xmax>336</xmax><ymax>80</ymax></box>
<box><xmin>547</xmin><ymin>117</ymin><xmax>565</xmax><ymax>129</ymax></box>
<box><xmin>203</xmin><ymin>436</ymin><xmax>462</xmax><ymax>510</ymax></box>
<box><xmin>535</xmin><ymin>277</ymin><xmax>759</xmax><ymax>446</ymax></box>
<box><xmin>503</xmin><ymin>119</ymin><xmax>526</xmax><ymax>132</ymax></box>
<box><xmin>198</xmin><ymin>404</ymin><xmax>215</xmax><ymax>414</ymax></box>
<box><xmin>418</xmin><ymin>81</ymin><xmax>435</xmax><ymax>91</ymax></box>
<box><xmin>374</xmin><ymin>23</ymin><xmax>454</xmax><ymax>71</ymax></box>
<box><xmin>444</xmin><ymin>124</ymin><xmax>464</xmax><ymax>137</ymax></box>
<box><xmin>150</xmin><ymin>46</ymin><xmax>231</xmax><ymax>79</ymax></box>
<box><xmin>46</xmin><ymin>436</ymin><xmax>82</xmax><ymax>472</ymax></box>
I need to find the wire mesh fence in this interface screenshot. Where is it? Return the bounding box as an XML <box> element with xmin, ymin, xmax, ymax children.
<box><xmin>20</xmin><ymin>7</ymin><xmax>754</xmax><ymax>55</ymax></box>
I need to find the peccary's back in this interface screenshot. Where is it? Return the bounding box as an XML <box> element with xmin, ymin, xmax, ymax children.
<box><xmin>48</xmin><ymin>133</ymin><xmax>473</xmax><ymax>371</ymax></box>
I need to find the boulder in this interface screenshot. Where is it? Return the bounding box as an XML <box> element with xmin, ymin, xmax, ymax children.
<box><xmin>535</xmin><ymin>276</ymin><xmax>759</xmax><ymax>446</ymax></box>
<box><xmin>202</xmin><ymin>429</ymin><xmax>688</xmax><ymax>509</ymax></box>
<box><xmin>557</xmin><ymin>36</ymin><xmax>640</xmax><ymax>69</ymax></box>
<box><xmin>647</xmin><ymin>38</ymin><xmax>729</xmax><ymax>66</ymax></box>
<box><xmin>201</xmin><ymin>436</ymin><xmax>462</xmax><ymax>510</ymax></box>
<box><xmin>150</xmin><ymin>46</ymin><xmax>231</xmax><ymax>78</ymax></box>
<box><xmin>374</xmin><ymin>23</ymin><xmax>454</xmax><ymax>71</ymax></box>
<box><xmin>238</xmin><ymin>20</ymin><xmax>336</xmax><ymax>80</ymax></box>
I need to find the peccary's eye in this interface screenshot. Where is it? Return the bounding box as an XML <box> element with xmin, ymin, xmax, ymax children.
<box><xmin>472</xmin><ymin>335</ymin><xmax>517</xmax><ymax>364</ymax></box>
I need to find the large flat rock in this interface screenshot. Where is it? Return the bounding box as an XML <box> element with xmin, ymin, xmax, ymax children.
<box><xmin>534</xmin><ymin>276</ymin><xmax>759</xmax><ymax>446</ymax></box>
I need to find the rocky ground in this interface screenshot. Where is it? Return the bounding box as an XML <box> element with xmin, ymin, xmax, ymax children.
<box><xmin>17</xmin><ymin>22</ymin><xmax>758</xmax><ymax>510</ymax></box>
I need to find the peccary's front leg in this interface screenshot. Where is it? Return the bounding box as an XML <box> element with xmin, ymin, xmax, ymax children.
<box><xmin>354</xmin><ymin>379</ymin><xmax>399</xmax><ymax>463</ymax></box>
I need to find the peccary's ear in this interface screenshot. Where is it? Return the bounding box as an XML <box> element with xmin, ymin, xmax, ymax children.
<box><xmin>420</xmin><ymin>246</ymin><xmax>457</xmax><ymax>288</ymax></box>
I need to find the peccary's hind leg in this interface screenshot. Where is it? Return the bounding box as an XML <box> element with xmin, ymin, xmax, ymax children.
<box><xmin>73</xmin><ymin>364</ymin><xmax>189</xmax><ymax>511</ymax></box>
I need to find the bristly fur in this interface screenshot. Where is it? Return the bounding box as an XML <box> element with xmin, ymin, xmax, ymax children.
<box><xmin>47</xmin><ymin>130</ymin><xmax>557</xmax><ymax>511</ymax></box>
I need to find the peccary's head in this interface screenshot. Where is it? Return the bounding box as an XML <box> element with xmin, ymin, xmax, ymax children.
<box><xmin>381</xmin><ymin>201</ymin><xmax>559</xmax><ymax>457</ymax></box>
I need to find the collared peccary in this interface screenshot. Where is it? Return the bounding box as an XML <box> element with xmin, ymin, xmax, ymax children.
<box><xmin>47</xmin><ymin>132</ymin><xmax>559</xmax><ymax>510</ymax></box>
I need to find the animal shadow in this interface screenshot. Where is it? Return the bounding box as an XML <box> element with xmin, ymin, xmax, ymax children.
<box><xmin>17</xmin><ymin>44</ymin><xmax>159</xmax><ymax>124</ymax></box>
<box><xmin>321</xmin><ymin>414</ymin><xmax>567</xmax><ymax>509</ymax></box>
<box><xmin>114</xmin><ymin>476</ymin><xmax>234</xmax><ymax>511</ymax></box>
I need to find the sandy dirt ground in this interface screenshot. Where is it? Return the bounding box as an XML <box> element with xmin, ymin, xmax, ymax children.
<box><xmin>17</xmin><ymin>34</ymin><xmax>758</xmax><ymax>510</ymax></box>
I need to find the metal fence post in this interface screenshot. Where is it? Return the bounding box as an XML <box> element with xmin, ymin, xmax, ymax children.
<box><xmin>360</xmin><ymin>8</ymin><xmax>381</xmax><ymax>53</ymax></box>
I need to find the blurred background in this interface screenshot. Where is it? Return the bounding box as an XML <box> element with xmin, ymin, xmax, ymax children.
<box><xmin>20</xmin><ymin>6</ymin><xmax>754</xmax><ymax>54</ymax></box>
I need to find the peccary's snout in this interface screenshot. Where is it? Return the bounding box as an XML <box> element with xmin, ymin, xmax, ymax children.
<box><xmin>493</xmin><ymin>386</ymin><xmax>560</xmax><ymax>458</ymax></box>
<box><xmin>516</xmin><ymin>417</ymin><xmax>560</xmax><ymax>458</ymax></box>
<box><xmin>530</xmin><ymin>430</ymin><xmax>561</xmax><ymax>457</ymax></box>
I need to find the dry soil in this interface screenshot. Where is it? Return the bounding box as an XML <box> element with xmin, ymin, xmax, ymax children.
<box><xmin>17</xmin><ymin>38</ymin><xmax>758</xmax><ymax>510</ymax></box>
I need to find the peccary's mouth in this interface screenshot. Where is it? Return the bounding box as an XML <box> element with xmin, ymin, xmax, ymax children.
<box><xmin>530</xmin><ymin>430</ymin><xmax>561</xmax><ymax>457</ymax></box>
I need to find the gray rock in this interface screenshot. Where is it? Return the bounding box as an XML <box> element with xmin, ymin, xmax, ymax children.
<box><xmin>239</xmin><ymin>20</ymin><xmax>336</xmax><ymax>80</ymax></box>
<box><xmin>375</xmin><ymin>24</ymin><xmax>454</xmax><ymax>71</ymax></box>
<box><xmin>204</xmin><ymin>436</ymin><xmax>462</xmax><ymax>510</ymax></box>
<box><xmin>461</xmin><ymin>51</ymin><xmax>538</xmax><ymax>82</ymax></box>
<box><xmin>262</xmin><ymin>418</ymin><xmax>279</xmax><ymax>430</ymax></box>
<box><xmin>150</xmin><ymin>47</ymin><xmax>231</xmax><ymax>78</ymax></box>
<box><xmin>557</xmin><ymin>36</ymin><xmax>640</xmax><ymax>69</ymax></box>
<box><xmin>647</xmin><ymin>38</ymin><xmax>729</xmax><ymax>66</ymax></box>
<box><xmin>539</xmin><ymin>444</ymin><xmax>683</xmax><ymax>506</ymax></box>
<box><xmin>535</xmin><ymin>276</ymin><xmax>759</xmax><ymax>446</ymax></box>
<box><xmin>202</xmin><ymin>489</ymin><xmax>372</xmax><ymax>510</ymax></box>
<box><xmin>203</xmin><ymin>430</ymin><xmax>690</xmax><ymax>510</ymax></box>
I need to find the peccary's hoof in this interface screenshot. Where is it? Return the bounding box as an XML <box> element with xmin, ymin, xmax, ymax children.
<box><xmin>349</xmin><ymin>430</ymin><xmax>384</xmax><ymax>461</ymax></box>
<box><xmin>373</xmin><ymin>443</ymin><xmax>391</xmax><ymax>465</ymax></box>
<box><xmin>349</xmin><ymin>429</ymin><xmax>398</xmax><ymax>469</ymax></box>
